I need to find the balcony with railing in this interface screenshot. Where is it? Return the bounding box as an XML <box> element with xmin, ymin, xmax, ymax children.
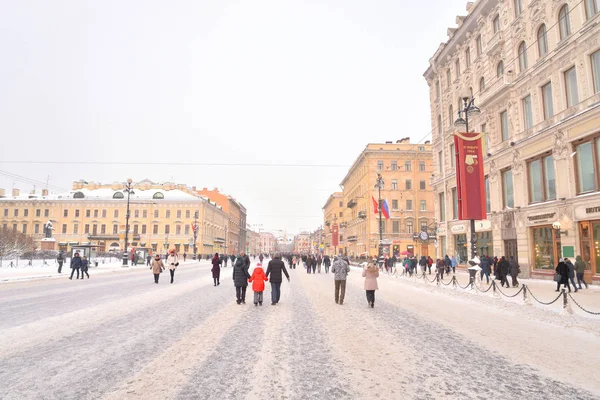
<box><xmin>486</xmin><ymin>31</ymin><xmax>504</xmax><ymax>55</ymax></box>
<box><xmin>347</xmin><ymin>199</ymin><xmax>357</xmax><ymax>208</ymax></box>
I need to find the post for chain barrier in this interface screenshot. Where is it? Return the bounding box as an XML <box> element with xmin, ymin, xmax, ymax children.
<box><xmin>436</xmin><ymin>274</ymin><xmax>440</xmax><ymax>286</ymax></box>
<box><xmin>452</xmin><ymin>276</ymin><xmax>456</xmax><ymax>287</ymax></box>
<box><xmin>523</xmin><ymin>284</ymin><xmax>531</xmax><ymax>305</ymax></box>
<box><xmin>562</xmin><ymin>289</ymin><xmax>567</xmax><ymax>309</ymax></box>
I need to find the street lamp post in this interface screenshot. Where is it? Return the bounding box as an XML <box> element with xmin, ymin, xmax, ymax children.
<box><xmin>375</xmin><ymin>173</ymin><xmax>384</xmax><ymax>264</ymax></box>
<box><xmin>454</xmin><ymin>94</ymin><xmax>481</xmax><ymax>260</ymax></box>
<box><xmin>193</xmin><ymin>211</ymin><xmax>198</xmax><ymax>260</ymax></box>
<box><xmin>122</xmin><ymin>179</ymin><xmax>134</xmax><ymax>267</ymax></box>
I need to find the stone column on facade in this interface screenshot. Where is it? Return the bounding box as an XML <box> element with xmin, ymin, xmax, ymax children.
<box><xmin>553</xmin><ymin>130</ymin><xmax>577</xmax><ymax>256</ymax></box>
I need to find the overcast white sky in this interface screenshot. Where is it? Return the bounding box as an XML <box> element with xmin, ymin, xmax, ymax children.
<box><xmin>0</xmin><ymin>0</ymin><xmax>468</xmax><ymax>234</ymax></box>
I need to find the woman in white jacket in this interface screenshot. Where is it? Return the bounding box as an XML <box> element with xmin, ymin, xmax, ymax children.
<box><xmin>166</xmin><ymin>250</ymin><xmax>179</xmax><ymax>284</ymax></box>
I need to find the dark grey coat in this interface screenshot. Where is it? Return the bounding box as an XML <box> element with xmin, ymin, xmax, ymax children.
<box><xmin>266</xmin><ymin>258</ymin><xmax>289</xmax><ymax>283</ymax></box>
<box><xmin>233</xmin><ymin>257</ymin><xmax>250</xmax><ymax>287</ymax></box>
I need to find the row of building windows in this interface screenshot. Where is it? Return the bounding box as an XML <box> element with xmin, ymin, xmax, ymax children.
<box><xmin>377</xmin><ymin>219</ymin><xmax>429</xmax><ymax>234</ymax></box>
<box><xmin>377</xmin><ymin>160</ymin><xmax>427</xmax><ymax>171</ymax></box>
<box><xmin>436</xmin><ymin>2</ymin><xmax>600</xmax><ymax>96</ymax></box>
<box><xmin>2</xmin><ymin>208</ymin><xmax>49</xmax><ymax>218</ymax></box>
<box><xmin>438</xmin><ymin>135</ymin><xmax>600</xmax><ymax>220</ymax></box>
<box><xmin>0</xmin><ymin>222</ymin><xmax>214</xmax><ymax>237</ymax></box>
<box><xmin>437</xmin><ymin>50</ymin><xmax>600</xmax><ymax>148</ymax></box>
<box><xmin>389</xmin><ymin>199</ymin><xmax>427</xmax><ymax>212</ymax></box>
<box><xmin>390</xmin><ymin>179</ymin><xmax>428</xmax><ymax>191</ymax></box>
<box><xmin>2</xmin><ymin>208</ymin><xmax>201</xmax><ymax>220</ymax></box>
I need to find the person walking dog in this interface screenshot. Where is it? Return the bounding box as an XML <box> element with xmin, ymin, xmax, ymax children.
<box><xmin>265</xmin><ymin>254</ymin><xmax>290</xmax><ymax>305</ymax></box>
<box><xmin>362</xmin><ymin>261</ymin><xmax>379</xmax><ymax>308</ymax></box>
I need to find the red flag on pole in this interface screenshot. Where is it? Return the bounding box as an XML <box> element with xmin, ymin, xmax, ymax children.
<box><xmin>371</xmin><ymin>196</ymin><xmax>379</xmax><ymax>214</ymax></box>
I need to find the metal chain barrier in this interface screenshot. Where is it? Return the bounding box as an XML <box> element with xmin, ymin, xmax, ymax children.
<box><xmin>527</xmin><ymin>287</ymin><xmax>563</xmax><ymax>305</ymax></box>
<box><xmin>474</xmin><ymin>281</ymin><xmax>493</xmax><ymax>293</ymax></box>
<box><xmin>495</xmin><ymin>284</ymin><xmax>525</xmax><ymax>298</ymax></box>
<box><xmin>439</xmin><ymin>276</ymin><xmax>453</xmax><ymax>286</ymax></box>
<box><xmin>568</xmin><ymin>293</ymin><xmax>600</xmax><ymax>315</ymax></box>
<box><xmin>425</xmin><ymin>273</ymin><xmax>437</xmax><ymax>283</ymax></box>
<box><xmin>454</xmin><ymin>277</ymin><xmax>471</xmax><ymax>290</ymax></box>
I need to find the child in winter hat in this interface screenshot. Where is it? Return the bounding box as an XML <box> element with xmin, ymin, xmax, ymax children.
<box><xmin>249</xmin><ymin>263</ymin><xmax>268</xmax><ymax>307</ymax></box>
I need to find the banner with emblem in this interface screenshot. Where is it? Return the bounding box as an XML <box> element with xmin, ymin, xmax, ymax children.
<box><xmin>454</xmin><ymin>132</ymin><xmax>487</xmax><ymax>221</ymax></box>
<box><xmin>331</xmin><ymin>223</ymin><xmax>339</xmax><ymax>247</ymax></box>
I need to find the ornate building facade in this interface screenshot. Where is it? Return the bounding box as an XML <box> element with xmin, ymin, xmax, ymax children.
<box><xmin>323</xmin><ymin>140</ymin><xmax>436</xmax><ymax>259</ymax></box>
<box><xmin>424</xmin><ymin>0</ymin><xmax>600</xmax><ymax>281</ymax></box>
<box><xmin>0</xmin><ymin>180</ymin><xmax>229</xmax><ymax>256</ymax></box>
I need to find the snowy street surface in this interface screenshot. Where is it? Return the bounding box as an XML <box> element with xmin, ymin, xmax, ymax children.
<box><xmin>1</xmin><ymin>259</ymin><xmax>600</xmax><ymax>400</ymax></box>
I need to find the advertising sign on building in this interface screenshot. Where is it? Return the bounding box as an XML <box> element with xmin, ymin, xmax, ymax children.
<box><xmin>454</xmin><ymin>132</ymin><xmax>487</xmax><ymax>221</ymax></box>
<box><xmin>331</xmin><ymin>224</ymin><xmax>339</xmax><ymax>247</ymax></box>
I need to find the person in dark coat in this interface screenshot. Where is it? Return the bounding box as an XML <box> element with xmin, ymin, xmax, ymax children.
<box><xmin>211</xmin><ymin>253</ymin><xmax>221</xmax><ymax>286</ymax></box>
<box><xmin>555</xmin><ymin>258</ymin><xmax>572</xmax><ymax>292</ymax></box>
<box><xmin>508</xmin><ymin>256</ymin><xmax>520</xmax><ymax>287</ymax></box>
<box><xmin>80</xmin><ymin>256</ymin><xmax>90</xmax><ymax>279</ymax></box>
<box><xmin>222</xmin><ymin>254</ymin><xmax>228</xmax><ymax>267</ymax></box>
<box><xmin>564</xmin><ymin>258</ymin><xmax>578</xmax><ymax>293</ymax></box>
<box><xmin>230</xmin><ymin>254</ymin><xmax>236</xmax><ymax>265</ymax></box>
<box><xmin>574</xmin><ymin>256</ymin><xmax>588</xmax><ymax>289</ymax></box>
<box><xmin>69</xmin><ymin>252</ymin><xmax>82</xmax><ymax>280</ymax></box>
<box><xmin>418</xmin><ymin>256</ymin><xmax>427</xmax><ymax>274</ymax></box>
<box><xmin>265</xmin><ymin>254</ymin><xmax>290</xmax><ymax>305</ymax></box>
<box><xmin>498</xmin><ymin>256</ymin><xmax>510</xmax><ymax>288</ymax></box>
<box><xmin>233</xmin><ymin>255</ymin><xmax>251</xmax><ymax>304</ymax></box>
<box><xmin>242</xmin><ymin>251</ymin><xmax>251</xmax><ymax>269</ymax></box>
<box><xmin>146</xmin><ymin>254</ymin><xmax>152</xmax><ymax>266</ymax></box>
<box><xmin>323</xmin><ymin>255</ymin><xmax>331</xmax><ymax>273</ymax></box>
<box><xmin>436</xmin><ymin>258</ymin><xmax>444</xmax><ymax>279</ymax></box>
<box><xmin>480</xmin><ymin>255</ymin><xmax>491</xmax><ymax>283</ymax></box>
<box><xmin>444</xmin><ymin>255</ymin><xmax>452</xmax><ymax>275</ymax></box>
<box><xmin>56</xmin><ymin>251</ymin><xmax>65</xmax><ymax>274</ymax></box>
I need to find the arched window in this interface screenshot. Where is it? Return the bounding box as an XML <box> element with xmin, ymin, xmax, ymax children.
<box><xmin>479</xmin><ymin>77</ymin><xmax>486</xmax><ymax>93</ymax></box>
<box><xmin>73</xmin><ymin>192</ymin><xmax>85</xmax><ymax>199</ymax></box>
<box><xmin>518</xmin><ymin>41</ymin><xmax>528</xmax><ymax>72</ymax></box>
<box><xmin>449</xmin><ymin>105</ymin><xmax>454</xmax><ymax>126</ymax></box>
<box><xmin>497</xmin><ymin>61</ymin><xmax>504</xmax><ymax>77</ymax></box>
<box><xmin>537</xmin><ymin>24</ymin><xmax>548</xmax><ymax>57</ymax></box>
<box><xmin>465</xmin><ymin>48</ymin><xmax>471</xmax><ymax>67</ymax></box>
<box><xmin>558</xmin><ymin>5</ymin><xmax>571</xmax><ymax>40</ymax></box>
<box><xmin>112</xmin><ymin>192</ymin><xmax>124</xmax><ymax>199</ymax></box>
<box><xmin>152</xmin><ymin>192</ymin><xmax>164</xmax><ymax>200</ymax></box>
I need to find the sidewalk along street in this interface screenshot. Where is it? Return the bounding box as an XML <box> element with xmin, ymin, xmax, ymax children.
<box><xmin>0</xmin><ymin>259</ymin><xmax>212</xmax><ymax>283</ymax></box>
<box><xmin>350</xmin><ymin>264</ymin><xmax>600</xmax><ymax>319</ymax></box>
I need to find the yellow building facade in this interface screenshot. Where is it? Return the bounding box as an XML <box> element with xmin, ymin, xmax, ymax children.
<box><xmin>324</xmin><ymin>140</ymin><xmax>436</xmax><ymax>259</ymax></box>
<box><xmin>0</xmin><ymin>180</ymin><xmax>230</xmax><ymax>257</ymax></box>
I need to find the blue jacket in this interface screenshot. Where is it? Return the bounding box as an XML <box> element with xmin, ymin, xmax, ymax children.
<box><xmin>480</xmin><ymin>257</ymin><xmax>491</xmax><ymax>273</ymax></box>
<box><xmin>71</xmin><ymin>256</ymin><xmax>82</xmax><ymax>269</ymax></box>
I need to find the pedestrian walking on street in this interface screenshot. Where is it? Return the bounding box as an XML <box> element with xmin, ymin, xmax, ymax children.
<box><xmin>508</xmin><ymin>256</ymin><xmax>520</xmax><ymax>287</ymax></box>
<box><xmin>166</xmin><ymin>250</ymin><xmax>179</xmax><ymax>284</ymax></box>
<box><xmin>362</xmin><ymin>261</ymin><xmax>379</xmax><ymax>308</ymax></box>
<box><xmin>249</xmin><ymin>263</ymin><xmax>268</xmax><ymax>306</ymax></box>
<box><xmin>265</xmin><ymin>254</ymin><xmax>290</xmax><ymax>305</ymax></box>
<box><xmin>233</xmin><ymin>254</ymin><xmax>251</xmax><ymax>304</ymax></box>
<box><xmin>151</xmin><ymin>254</ymin><xmax>164</xmax><ymax>283</ymax></box>
<box><xmin>80</xmin><ymin>256</ymin><xmax>90</xmax><ymax>279</ymax></box>
<box><xmin>451</xmin><ymin>256</ymin><xmax>458</xmax><ymax>274</ymax></box>
<box><xmin>480</xmin><ymin>255</ymin><xmax>491</xmax><ymax>284</ymax></box>
<box><xmin>69</xmin><ymin>252</ymin><xmax>82</xmax><ymax>280</ymax></box>
<box><xmin>436</xmin><ymin>258</ymin><xmax>444</xmax><ymax>280</ymax></box>
<box><xmin>317</xmin><ymin>254</ymin><xmax>323</xmax><ymax>273</ymax></box>
<box><xmin>574</xmin><ymin>255</ymin><xmax>588</xmax><ymax>289</ymax></box>
<box><xmin>183</xmin><ymin>253</ymin><xmax>187</xmax><ymax>262</ymax></box>
<box><xmin>222</xmin><ymin>254</ymin><xmax>228</xmax><ymax>267</ymax></box>
<box><xmin>564</xmin><ymin>258</ymin><xmax>578</xmax><ymax>293</ymax></box>
<box><xmin>211</xmin><ymin>252</ymin><xmax>221</xmax><ymax>286</ymax></box>
<box><xmin>56</xmin><ymin>251</ymin><xmax>65</xmax><ymax>274</ymax></box>
<box><xmin>323</xmin><ymin>255</ymin><xmax>331</xmax><ymax>273</ymax></box>
<box><xmin>555</xmin><ymin>258</ymin><xmax>573</xmax><ymax>292</ymax></box>
<box><xmin>419</xmin><ymin>256</ymin><xmax>427</xmax><ymax>274</ymax></box>
<box><xmin>498</xmin><ymin>256</ymin><xmax>510</xmax><ymax>288</ymax></box>
<box><xmin>230</xmin><ymin>254</ymin><xmax>236</xmax><ymax>266</ymax></box>
<box><xmin>146</xmin><ymin>254</ymin><xmax>152</xmax><ymax>266</ymax></box>
<box><xmin>331</xmin><ymin>255</ymin><xmax>350</xmax><ymax>305</ymax></box>
<box><xmin>311</xmin><ymin>255</ymin><xmax>317</xmax><ymax>274</ymax></box>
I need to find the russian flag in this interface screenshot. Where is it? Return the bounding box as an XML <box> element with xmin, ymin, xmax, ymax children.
<box><xmin>381</xmin><ymin>198</ymin><xmax>390</xmax><ymax>219</ymax></box>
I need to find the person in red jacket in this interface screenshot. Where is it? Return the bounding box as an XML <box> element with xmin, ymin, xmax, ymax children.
<box><xmin>249</xmin><ymin>263</ymin><xmax>269</xmax><ymax>306</ymax></box>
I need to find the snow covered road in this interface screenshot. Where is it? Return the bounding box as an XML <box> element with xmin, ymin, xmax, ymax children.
<box><xmin>1</xmin><ymin>260</ymin><xmax>599</xmax><ymax>399</ymax></box>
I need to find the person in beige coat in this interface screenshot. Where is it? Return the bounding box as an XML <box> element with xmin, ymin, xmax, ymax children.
<box><xmin>362</xmin><ymin>262</ymin><xmax>379</xmax><ymax>308</ymax></box>
<box><xmin>151</xmin><ymin>254</ymin><xmax>164</xmax><ymax>284</ymax></box>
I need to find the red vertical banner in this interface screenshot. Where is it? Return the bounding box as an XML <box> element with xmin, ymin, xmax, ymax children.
<box><xmin>331</xmin><ymin>224</ymin><xmax>339</xmax><ymax>247</ymax></box>
<box><xmin>454</xmin><ymin>132</ymin><xmax>487</xmax><ymax>221</ymax></box>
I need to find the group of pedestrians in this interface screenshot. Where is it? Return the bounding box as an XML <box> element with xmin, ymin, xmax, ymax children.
<box><xmin>67</xmin><ymin>252</ymin><xmax>90</xmax><ymax>280</ymax></box>
<box><xmin>150</xmin><ymin>250</ymin><xmax>180</xmax><ymax>284</ymax></box>
<box><xmin>555</xmin><ymin>256</ymin><xmax>589</xmax><ymax>293</ymax></box>
<box><xmin>231</xmin><ymin>252</ymin><xmax>290</xmax><ymax>305</ymax></box>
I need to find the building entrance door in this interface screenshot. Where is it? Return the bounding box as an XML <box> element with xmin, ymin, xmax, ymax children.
<box><xmin>504</xmin><ymin>240</ymin><xmax>518</xmax><ymax>263</ymax></box>
<box><xmin>420</xmin><ymin>245</ymin><xmax>429</xmax><ymax>256</ymax></box>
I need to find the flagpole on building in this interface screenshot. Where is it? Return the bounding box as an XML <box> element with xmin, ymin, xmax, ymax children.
<box><xmin>375</xmin><ymin>173</ymin><xmax>384</xmax><ymax>265</ymax></box>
